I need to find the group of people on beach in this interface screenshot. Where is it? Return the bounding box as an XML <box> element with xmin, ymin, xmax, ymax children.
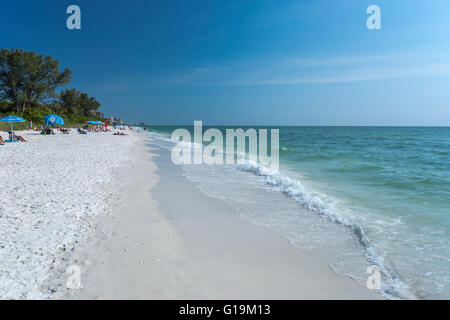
<box><xmin>0</xmin><ymin>131</ymin><xmax>27</xmax><ymax>144</ymax></box>
<box><xmin>38</xmin><ymin>124</ymin><xmax>71</xmax><ymax>135</ymax></box>
<box><xmin>81</xmin><ymin>125</ymin><xmax>110</xmax><ymax>133</ymax></box>
<box><xmin>40</xmin><ymin>126</ymin><xmax>55</xmax><ymax>135</ymax></box>
<box><xmin>77</xmin><ymin>124</ymin><xmax>132</xmax><ymax>135</ymax></box>
<box><xmin>1</xmin><ymin>124</ymin><xmax>131</xmax><ymax>144</ymax></box>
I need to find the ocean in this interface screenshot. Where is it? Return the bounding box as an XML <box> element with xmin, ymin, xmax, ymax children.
<box><xmin>142</xmin><ymin>126</ymin><xmax>450</xmax><ymax>299</ymax></box>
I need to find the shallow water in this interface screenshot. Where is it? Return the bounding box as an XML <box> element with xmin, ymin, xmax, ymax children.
<box><xmin>143</xmin><ymin>126</ymin><xmax>450</xmax><ymax>299</ymax></box>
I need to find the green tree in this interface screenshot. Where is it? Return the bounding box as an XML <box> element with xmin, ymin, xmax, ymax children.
<box><xmin>58</xmin><ymin>88</ymin><xmax>80</xmax><ymax>115</ymax></box>
<box><xmin>0</xmin><ymin>48</ymin><xmax>72</xmax><ymax>113</ymax></box>
<box><xmin>23</xmin><ymin>105</ymin><xmax>53</xmax><ymax>124</ymax></box>
<box><xmin>59</xmin><ymin>88</ymin><xmax>101</xmax><ymax>120</ymax></box>
<box><xmin>79</xmin><ymin>92</ymin><xmax>101</xmax><ymax>116</ymax></box>
<box><xmin>0</xmin><ymin>100</ymin><xmax>13</xmax><ymax>114</ymax></box>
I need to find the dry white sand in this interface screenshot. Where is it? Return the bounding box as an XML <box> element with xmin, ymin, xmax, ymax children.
<box><xmin>0</xmin><ymin>128</ymin><xmax>139</xmax><ymax>299</ymax></box>
<box><xmin>55</xmin><ymin>134</ymin><xmax>382</xmax><ymax>300</ymax></box>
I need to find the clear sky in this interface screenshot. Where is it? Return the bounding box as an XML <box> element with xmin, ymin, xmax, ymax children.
<box><xmin>1</xmin><ymin>0</ymin><xmax>450</xmax><ymax>125</ymax></box>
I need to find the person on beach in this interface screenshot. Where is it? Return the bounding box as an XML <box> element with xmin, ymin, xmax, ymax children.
<box><xmin>0</xmin><ymin>136</ymin><xmax>4</xmax><ymax>145</ymax></box>
<box><xmin>8</xmin><ymin>131</ymin><xmax>27</xmax><ymax>142</ymax></box>
<box><xmin>16</xmin><ymin>135</ymin><xmax>27</xmax><ymax>142</ymax></box>
<box><xmin>41</xmin><ymin>128</ymin><xmax>54</xmax><ymax>135</ymax></box>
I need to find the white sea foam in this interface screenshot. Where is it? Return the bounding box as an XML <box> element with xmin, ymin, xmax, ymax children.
<box><xmin>146</xmin><ymin>130</ymin><xmax>418</xmax><ymax>299</ymax></box>
<box><xmin>232</xmin><ymin>159</ymin><xmax>417</xmax><ymax>299</ymax></box>
<box><xmin>0</xmin><ymin>129</ymin><xmax>139</xmax><ymax>299</ymax></box>
<box><xmin>147</xmin><ymin>128</ymin><xmax>450</xmax><ymax>299</ymax></box>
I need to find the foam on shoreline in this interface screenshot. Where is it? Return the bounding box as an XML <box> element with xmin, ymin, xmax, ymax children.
<box><xmin>59</xmin><ymin>133</ymin><xmax>382</xmax><ymax>299</ymax></box>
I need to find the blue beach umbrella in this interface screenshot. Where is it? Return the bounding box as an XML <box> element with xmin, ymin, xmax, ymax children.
<box><xmin>0</xmin><ymin>115</ymin><xmax>25</xmax><ymax>123</ymax></box>
<box><xmin>85</xmin><ymin>121</ymin><xmax>98</xmax><ymax>124</ymax></box>
<box><xmin>0</xmin><ymin>115</ymin><xmax>26</xmax><ymax>139</ymax></box>
<box><xmin>44</xmin><ymin>114</ymin><xmax>65</xmax><ymax>127</ymax></box>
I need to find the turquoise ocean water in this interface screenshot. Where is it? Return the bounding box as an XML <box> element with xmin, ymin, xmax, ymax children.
<box><xmin>143</xmin><ymin>126</ymin><xmax>450</xmax><ymax>299</ymax></box>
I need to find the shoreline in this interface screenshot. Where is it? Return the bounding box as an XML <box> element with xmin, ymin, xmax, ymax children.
<box><xmin>55</xmin><ymin>133</ymin><xmax>383</xmax><ymax>299</ymax></box>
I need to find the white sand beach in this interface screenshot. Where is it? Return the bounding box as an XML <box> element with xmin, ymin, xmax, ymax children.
<box><xmin>0</xmin><ymin>129</ymin><xmax>382</xmax><ymax>299</ymax></box>
<box><xmin>0</xmin><ymin>128</ymin><xmax>139</xmax><ymax>299</ymax></box>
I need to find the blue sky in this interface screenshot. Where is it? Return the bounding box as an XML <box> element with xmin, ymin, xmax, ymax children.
<box><xmin>1</xmin><ymin>0</ymin><xmax>450</xmax><ymax>125</ymax></box>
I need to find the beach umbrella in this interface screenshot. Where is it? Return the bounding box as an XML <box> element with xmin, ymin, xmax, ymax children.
<box><xmin>0</xmin><ymin>115</ymin><xmax>26</xmax><ymax>139</ymax></box>
<box><xmin>85</xmin><ymin>120</ymin><xmax>97</xmax><ymax>124</ymax></box>
<box><xmin>44</xmin><ymin>114</ymin><xmax>65</xmax><ymax>127</ymax></box>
